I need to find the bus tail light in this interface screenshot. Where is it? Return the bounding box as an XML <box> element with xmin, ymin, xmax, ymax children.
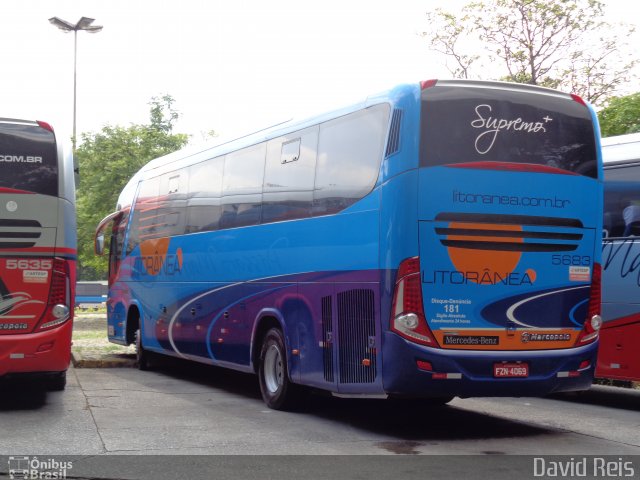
<box><xmin>390</xmin><ymin>257</ymin><xmax>439</xmax><ymax>347</ymax></box>
<box><xmin>420</xmin><ymin>79</ymin><xmax>438</xmax><ymax>90</ymax></box>
<box><xmin>575</xmin><ymin>262</ymin><xmax>602</xmax><ymax>346</ymax></box>
<box><xmin>37</xmin><ymin>120</ymin><xmax>55</xmax><ymax>133</ymax></box>
<box><xmin>570</xmin><ymin>94</ymin><xmax>587</xmax><ymax>106</ymax></box>
<box><xmin>37</xmin><ymin>258</ymin><xmax>72</xmax><ymax>331</ymax></box>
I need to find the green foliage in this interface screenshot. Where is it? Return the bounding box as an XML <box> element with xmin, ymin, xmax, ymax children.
<box><xmin>422</xmin><ymin>0</ymin><xmax>638</xmax><ymax>106</ymax></box>
<box><xmin>598</xmin><ymin>93</ymin><xmax>640</xmax><ymax>137</ymax></box>
<box><xmin>75</xmin><ymin>95</ymin><xmax>189</xmax><ymax>280</ymax></box>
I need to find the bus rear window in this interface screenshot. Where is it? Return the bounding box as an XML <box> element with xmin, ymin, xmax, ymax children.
<box><xmin>0</xmin><ymin>122</ymin><xmax>58</xmax><ymax>196</ymax></box>
<box><xmin>420</xmin><ymin>85</ymin><xmax>597</xmax><ymax>178</ymax></box>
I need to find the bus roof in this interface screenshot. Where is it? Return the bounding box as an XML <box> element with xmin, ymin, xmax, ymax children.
<box><xmin>115</xmin><ymin>84</ymin><xmax>403</xmax><ymax>209</ymax></box>
<box><xmin>601</xmin><ymin>132</ymin><xmax>640</xmax><ymax>146</ymax></box>
<box><xmin>115</xmin><ymin>79</ymin><xmax>590</xmax><ymax>209</ymax></box>
<box><xmin>601</xmin><ymin>132</ymin><xmax>640</xmax><ymax>165</ymax></box>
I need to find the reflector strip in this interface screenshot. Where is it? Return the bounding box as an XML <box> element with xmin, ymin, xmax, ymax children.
<box><xmin>557</xmin><ymin>371</ymin><xmax>580</xmax><ymax>378</ymax></box>
<box><xmin>416</xmin><ymin>360</ymin><xmax>433</xmax><ymax>371</ymax></box>
<box><xmin>432</xmin><ymin>372</ymin><xmax>462</xmax><ymax>380</ymax></box>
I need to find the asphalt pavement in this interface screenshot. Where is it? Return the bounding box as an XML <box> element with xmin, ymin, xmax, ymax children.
<box><xmin>1</xmin><ymin>315</ymin><xmax>639</xmax><ymax>479</ymax></box>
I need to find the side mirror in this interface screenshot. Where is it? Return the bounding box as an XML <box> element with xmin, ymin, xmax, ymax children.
<box><xmin>95</xmin><ymin>210</ymin><xmax>122</xmax><ymax>256</ymax></box>
<box><xmin>95</xmin><ymin>233</ymin><xmax>105</xmax><ymax>256</ymax></box>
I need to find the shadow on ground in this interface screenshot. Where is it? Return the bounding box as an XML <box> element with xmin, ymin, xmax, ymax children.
<box><xmin>549</xmin><ymin>384</ymin><xmax>640</xmax><ymax>412</ymax></box>
<box><xmin>0</xmin><ymin>380</ymin><xmax>48</xmax><ymax>410</ymax></box>
<box><xmin>143</xmin><ymin>353</ymin><xmax>552</xmax><ymax>447</ymax></box>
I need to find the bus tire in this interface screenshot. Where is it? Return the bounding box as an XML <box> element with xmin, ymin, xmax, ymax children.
<box><xmin>135</xmin><ymin>328</ymin><xmax>151</xmax><ymax>371</ymax></box>
<box><xmin>47</xmin><ymin>371</ymin><xmax>67</xmax><ymax>391</ymax></box>
<box><xmin>258</xmin><ymin>328</ymin><xmax>304</xmax><ymax>410</ymax></box>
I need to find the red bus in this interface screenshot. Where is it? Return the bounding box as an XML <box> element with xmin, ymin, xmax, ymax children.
<box><xmin>0</xmin><ymin>118</ymin><xmax>76</xmax><ymax>390</ymax></box>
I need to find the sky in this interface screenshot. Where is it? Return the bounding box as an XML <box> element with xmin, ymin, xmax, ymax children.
<box><xmin>0</xmin><ymin>0</ymin><xmax>637</xmax><ymax>146</ymax></box>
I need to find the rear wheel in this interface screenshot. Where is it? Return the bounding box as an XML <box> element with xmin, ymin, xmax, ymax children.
<box><xmin>258</xmin><ymin>328</ymin><xmax>304</xmax><ymax>410</ymax></box>
<box><xmin>47</xmin><ymin>371</ymin><xmax>66</xmax><ymax>391</ymax></box>
<box><xmin>135</xmin><ymin>328</ymin><xmax>151</xmax><ymax>371</ymax></box>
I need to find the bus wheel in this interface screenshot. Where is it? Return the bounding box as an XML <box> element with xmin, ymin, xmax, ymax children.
<box><xmin>135</xmin><ymin>328</ymin><xmax>151</xmax><ymax>371</ymax></box>
<box><xmin>258</xmin><ymin>328</ymin><xmax>304</xmax><ymax>410</ymax></box>
<box><xmin>47</xmin><ymin>371</ymin><xmax>66</xmax><ymax>391</ymax></box>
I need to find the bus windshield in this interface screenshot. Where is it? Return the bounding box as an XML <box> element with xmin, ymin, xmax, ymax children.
<box><xmin>0</xmin><ymin>121</ymin><xmax>58</xmax><ymax>196</ymax></box>
<box><xmin>420</xmin><ymin>83</ymin><xmax>598</xmax><ymax>178</ymax></box>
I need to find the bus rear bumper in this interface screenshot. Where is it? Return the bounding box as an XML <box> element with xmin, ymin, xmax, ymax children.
<box><xmin>0</xmin><ymin>321</ymin><xmax>72</xmax><ymax>379</ymax></box>
<box><xmin>382</xmin><ymin>333</ymin><xmax>598</xmax><ymax>398</ymax></box>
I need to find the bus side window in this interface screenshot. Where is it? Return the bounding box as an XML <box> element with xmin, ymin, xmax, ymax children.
<box><xmin>128</xmin><ymin>177</ymin><xmax>160</xmax><ymax>253</ymax></box>
<box><xmin>623</xmin><ymin>204</ymin><xmax>640</xmax><ymax>236</ymax></box>
<box><xmin>604</xmin><ymin>163</ymin><xmax>640</xmax><ymax>238</ymax></box>
<box><xmin>262</xmin><ymin>126</ymin><xmax>318</xmax><ymax>224</ymax></box>
<box><xmin>186</xmin><ymin>156</ymin><xmax>224</xmax><ymax>234</ymax></box>
<box><xmin>157</xmin><ymin>172</ymin><xmax>188</xmax><ymax>237</ymax></box>
<box><xmin>313</xmin><ymin>103</ymin><xmax>389</xmax><ymax>216</ymax></box>
<box><xmin>109</xmin><ymin>213</ymin><xmax>127</xmax><ymax>278</ymax></box>
<box><xmin>221</xmin><ymin>143</ymin><xmax>266</xmax><ymax>229</ymax></box>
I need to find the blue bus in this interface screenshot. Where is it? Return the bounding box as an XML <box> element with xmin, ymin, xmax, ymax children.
<box><xmin>95</xmin><ymin>80</ymin><xmax>603</xmax><ymax>409</ymax></box>
<box><xmin>599</xmin><ymin>132</ymin><xmax>640</xmax><ymax>383</ymax></box>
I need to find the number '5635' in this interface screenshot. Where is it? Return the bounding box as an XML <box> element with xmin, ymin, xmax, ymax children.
<box><xmin>5</xmin><ymin>259</ymin><xmax>53</xmax><ymax>270</ymax></box>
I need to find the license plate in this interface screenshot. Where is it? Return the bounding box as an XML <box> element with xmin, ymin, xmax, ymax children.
<box><xmin>494</xmin><ymin>363</ymin><xmax>529</xmax><ymax>378</ymax></box>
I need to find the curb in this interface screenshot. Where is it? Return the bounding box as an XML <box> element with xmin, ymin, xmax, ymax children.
<box><xmin>71</xmin><ymin>350</ymin><xmax>137</xmax><ymax>368</ymax></box>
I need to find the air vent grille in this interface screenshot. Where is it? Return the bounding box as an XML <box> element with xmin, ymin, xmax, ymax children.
<box><xmin>385</xmin><ymin>109</ymin><xmax>403</xmax><ymax>157</ymax></box>
<box><xmin>0</xmin><ymin>219</ymin><xmax>42</xmax><ymax>249</ymax></box>
<box><xmin>321</xmin><ymin>295</ymin><xmax>334</xmax><ymax>383</ymax></box>
<box><xmin>337</xmin><ymin>289</ymin><xmax>377</xmax><ymax>384</ymax></box>
<box><xmin>434</xmin><ymin>212</ymin><xmax>583</xmax><ymax>252</ymax></box>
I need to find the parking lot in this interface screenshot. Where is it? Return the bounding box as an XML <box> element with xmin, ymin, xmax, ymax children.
<box><xmin>1</xmin><ymin>355</ymin><xmax>639</xmax><ymax>479</ymax></box>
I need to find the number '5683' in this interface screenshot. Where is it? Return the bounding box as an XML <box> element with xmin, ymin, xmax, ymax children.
<box><xmin>551</xmin><ymin>255</ymin><xmax>591</xmax><ymax>266</ymax></box>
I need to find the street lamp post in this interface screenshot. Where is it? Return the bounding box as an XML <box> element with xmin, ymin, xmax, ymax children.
<box><xmin>49</xmin><ymin>17</ymin><xmax>103</xmax><ymax>152</ymax></box>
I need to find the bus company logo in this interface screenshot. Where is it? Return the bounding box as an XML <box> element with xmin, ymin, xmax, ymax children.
<box><xmin>0</xmin><ymin>322</ymin><xmax>28</xmax><ymax>330</ymax></box>
<box><xmin>453</xmin><ymin>190</ymin><xmax>571</xmax><ymax>209</ymax></box>
<box><xmin>443</xmin><ymin>335</ymin><xmax>499</xmax><ymax>346</ymax></box>
<box><xmin>0</xmin><ymin>155</ymin><xmax>43</xmax><ymax>163</ymax></box>
<box><xmin>135</xmin><ymin>238</ymin><xmax>183</xmax><ymax>276</ymax></box>
<box><xmin>0</xmin><ymin>292</ymin><xmax>42</xmax><ymax>317</ymax></box>
<box><xmin>8</xmin><ymin>456</ymin><xmax>73</xmax><ymax>479</ymax></box>
<box><xmin>440</xmin><ymin>220</ymin><xmax>537</xmax><ymax>286</ymax></box>
<box><xmin>424</xmin><ymin>269</ymin><xmax>535</xmax><ymax>286</ymax></box>
<box><xmin>471</xmin><ymin>104</ymin><xmax>553</xmax><ymax>155</ymax></box>
<box><xmin>521</xmin><ymin>332</ymin><xmax>571</xmax><ymax>343</ymax></box>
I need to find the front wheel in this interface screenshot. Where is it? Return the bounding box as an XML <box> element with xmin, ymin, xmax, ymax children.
<box><xmin>258</xmin><ymin>328</ymin><xmax>305</xmax><ymax>410</ymax></box>
<box><xmin>135</xmin><ymin>328</ymin><xmax>151</xmax><ymax>371</ymax></box>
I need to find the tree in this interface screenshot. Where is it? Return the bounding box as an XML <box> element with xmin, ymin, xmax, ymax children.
<box><xmin>598</xmin><ymin>93</ymin><xmax>640</xmax><ymax>137</ymax></box>
<box><xmin>75</xmin><ymin>95</ymin><xmax>189</xmax><ymax>280</ymax></box>
<box><xmin>422</xmin><ymin>0</ymin><xmax>638</xmax><ymax>106</ymax></box>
